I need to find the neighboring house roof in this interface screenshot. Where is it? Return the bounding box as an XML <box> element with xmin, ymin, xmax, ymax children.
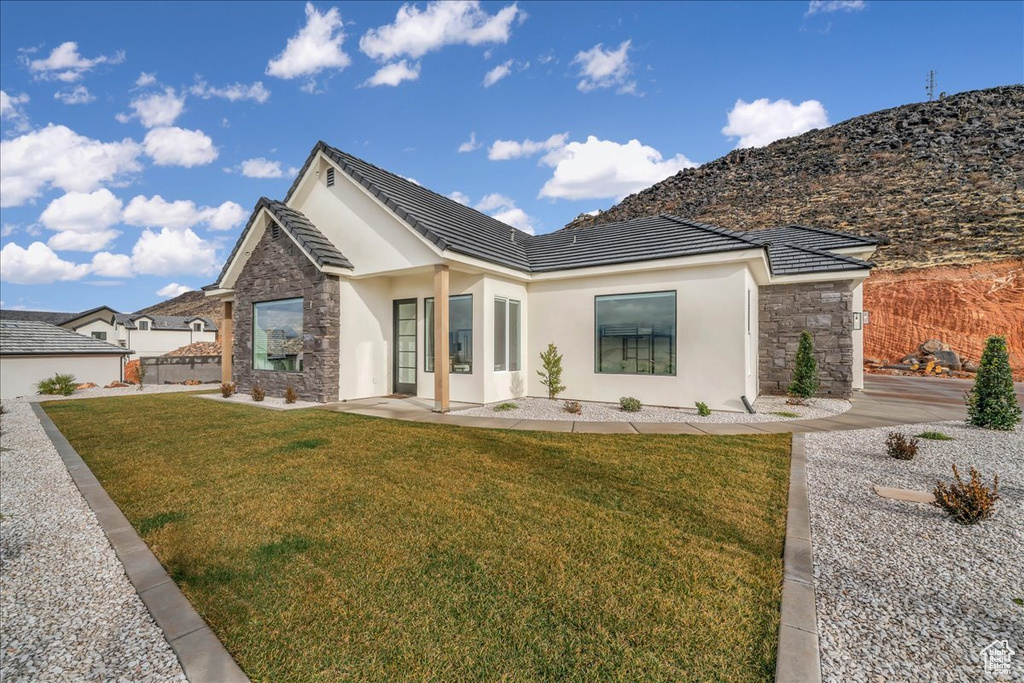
<box><xmin>210</xmin><ymin>142</ymin><xmax>876</xmax><ymax>283</ymax></box>
<box><xmin>114</xmin><ymin>313</ymin><xmax>218</xmax><ymax>331</ymax></box>
<box><xmin>0</xmin><ymin>309</ymin><xmax>77</xmax><ymax>325</ymax></box>
<box><xmin>0</xmin><ymin>320</ymin><xmax>132</xmax><ymax>356</ymax></box>
<box><xmin>524</xmin><ymin>215</ymin><xmax>758</xmax><ymax>272</ymax></box>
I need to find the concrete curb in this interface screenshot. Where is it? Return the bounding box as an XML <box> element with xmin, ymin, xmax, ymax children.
<box><xmin>31</xmin><ymin>402</ymin><xmax>250</xmax><ymax>683</ymax></box>
<box><xmin>775</xmin><ymin>433</ymin><xmax>823</xmax><ymax>683</ymax></box>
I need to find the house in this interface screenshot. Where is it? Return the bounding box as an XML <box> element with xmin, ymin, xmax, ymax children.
<box><xmin>0</xmin><ymin>307</ymin><xmax>217</xmax><ymax>359</ymax></box>
<box><xmin>204</xmin><ymin>141</ymin><xmax>878</xmax><ymax>410</ymax></box>
<box><xmin>0</xmin><ymin>319</ymin><xmax>132</xmax><ymax>399</ymax></box>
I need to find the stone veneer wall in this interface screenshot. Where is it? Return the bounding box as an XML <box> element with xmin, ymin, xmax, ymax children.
<box><xmin>759</xmin><ymin>280</ymin><xmax>855</xmax><ymax>398</ymax></box>
<box><xmin>232</xmin><ymin>226</ymin><xmax>340</xmax><ymax>403</ymax></box>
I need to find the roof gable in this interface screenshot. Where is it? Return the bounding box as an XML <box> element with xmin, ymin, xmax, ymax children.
<box><xmin>0</xmin><ymin>319</ymin><xmax>132</xmax><ymax>356</ymax></box>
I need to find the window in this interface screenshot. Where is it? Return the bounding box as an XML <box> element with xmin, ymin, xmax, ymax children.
<box><xmin>595</xmin><ymin>291</ymin><xmax>676</xmax><ymax>375</ymax></box>
<box><xmin>91</xmin><ymin>331</ymin><xmax>107</xmax><ymax>341</ymax></box>
<box><xmin>137</xmin><ymin>320</ymin><xmax>150</xmax><ymax>331</ymax></box>
<box><xmin>493</xmin><ymin>297</ymin><xmax>521</xmax><ymax>372</ymax></box>
<box><xmin>425</xmin><ymin>294</ymin><xmax>472</xmax><ymax>374</ymax></box>
<box><xmin>253</xmin><ymin>298</ymin><xmax>304</xmax><ymax>372</ymax></box>
<box><xmin>326</xmin><ymin>167</ymin><xmax>335</xmax><ymax>187</ymax></box>
<box><xmin>192</xmin><ymin>322</ymin><xmax>203</xmax><ymax>332</ymax></box>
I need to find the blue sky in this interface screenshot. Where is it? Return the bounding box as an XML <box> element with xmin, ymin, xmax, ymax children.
<box><xmin>1</xmin><ymin>0</ymin><xmax>1021</xmax><ymax>313</ymax></box>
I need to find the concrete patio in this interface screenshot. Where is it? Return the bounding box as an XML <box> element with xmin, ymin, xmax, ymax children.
<box><xmin>322</xmin><ymin>375</ymin><xmax>1024</xmax><ymax>434</ymax></box>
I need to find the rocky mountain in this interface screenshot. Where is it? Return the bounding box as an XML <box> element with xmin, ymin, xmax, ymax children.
<box><xmin>565</xmin><ymin>85</ymin><xmax>1023</xmax><ymax>270</ymax></box>
<box><xmin>136</xmin><ymin>289</ymin><xmax>222</xmax><ymax>325</ymax></box>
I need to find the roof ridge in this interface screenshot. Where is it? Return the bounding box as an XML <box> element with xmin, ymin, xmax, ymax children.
<box><xmin>778</xmin><ymin>241</ymin><xmax>875</xmax><ymax>268</ymax></box>
<box><xmin>659</xmin><ymin>214</ymin><xmax>761</xmax><ymax>245</ymax></box>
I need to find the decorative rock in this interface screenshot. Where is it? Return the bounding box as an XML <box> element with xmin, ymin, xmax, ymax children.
<box><xmin>933</xmin><ymin>349</ymin><xmax>962</xmax><ymax>371</ymax></box>
<box><xmin>919</xmin><ymin>339</ymin><xmax>944</xmax><ymax>355</ymax></box>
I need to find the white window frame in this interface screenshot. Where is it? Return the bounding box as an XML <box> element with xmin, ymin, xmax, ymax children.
<box><xmin>137</xmin><ymin>320</ymin><xmax>150</xmax><ymax>331</ymax></box>
<box><xmin>493</xmin><ymin>296</ymin><xmax>521</xmax><ymax>373</ymax></box>
<box><xmin>192</xmin><ymin>322</ymin><xmax>203</xmax><ymax>332</ymax></box>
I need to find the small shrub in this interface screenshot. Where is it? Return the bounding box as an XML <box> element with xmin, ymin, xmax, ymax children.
<box><xmin>788</xmin><ymin>330</ymin><xmax>819</xmax><ymax>399</ymax></box>
<box><xmin>695</xmin><ymin>401</ymin><xmax>711</xmax><ymax>417</ymax></box>
<box><xmin>284</xmin><ymin>386</ymin><xmax>298</xmax><ymax>404</ymax></box>
<box><xmin>36</xmin><ymin>373</ymin><xmax>77</xmax><ymax>396</ymax></box>
<box><xmin>136</xmin><ymin>360</ymin><xmax>148</xmax><ymax>392</ymax></box>
<box><xmin>885</xmin><ymin>432</ymin><xmax>919</xmax><ymax>460</ymax></box>
<box><xmin>619</xmin><ymin>396</ymin><xmax>642</xmax><ymax>413</ymax></box>
<box><xmin>493</xmin><ymin>402</ymin><xmax>518</xmax><ymax>412</ymax></box>
<box><xmin>563</xmin><ymin>400</ymin><xmax>582</xmax><ymax>415</ymax></box>
<box><xmin>251</xmin><ymin>384</ymin><xmax>266</xmax><ymax>402</ymax></box>
<box><xmin>771</xmin><ymin>411</ymin><xmax>800</xmax><ymax>418</ymax></box>
<box><xmin>537</xmin><ymin>343</ymin><xmax>566</xmax><ymax>399</ymax></box>
<box><xmin>932</xmin><ymin>464</ymin><xmax>1000</xmax><ymax>524</ymax></box>
<box><xmin>917</xmin><ymin>431</ymin><xmax>953</xmax><ymax>441</ymax></box>
<box><xmin>965</xmin><ymin>335</ymin><xmax>1021</xmax><ymax>431</ymax></box>
<box><xmin>220</xmin><ymin>382</ymin><xmax>236</xmax><ymax>398</ymax></box>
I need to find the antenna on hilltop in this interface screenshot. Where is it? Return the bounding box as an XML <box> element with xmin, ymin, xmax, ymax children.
<box><xmin>926</xmin><ymin>70</ymin><xmax>937</xmax><ymax>101</ymax></box>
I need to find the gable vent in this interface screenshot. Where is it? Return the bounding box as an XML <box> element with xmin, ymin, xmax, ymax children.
<box><xmin>326</xmin><ymin>167</ymin><xmax>335</xmax><ymax>187</ymax></box>
<box><xmin>270</xmin><ymin>223</ymin><xmax>281</xmax><ymax>240</ymax></box>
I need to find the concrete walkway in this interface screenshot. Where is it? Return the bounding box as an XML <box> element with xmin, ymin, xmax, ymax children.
<box><xmin>323</xmin><ymin>375</ymin><xmax>1024</xmax><ymax>434</ymax></box>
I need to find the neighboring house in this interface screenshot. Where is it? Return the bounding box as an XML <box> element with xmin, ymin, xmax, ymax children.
<box><xmin>0</xmin><ymin>307</ymin><xmax>217</xmax><ymax>359</ymax></box>
<box><xmin>0</xmin><ymin>319</ymin><xmax>132</xmax><ymax>399</ymax></box>
<box><xmin>204</xmin><ymin>141</ymin><xmax>878</xmax><ymax>410</ymax></box>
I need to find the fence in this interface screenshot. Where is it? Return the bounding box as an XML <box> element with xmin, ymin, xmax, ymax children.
<box><xmin>141</xmin><ymin>355</ymin><xmax>221</xmax><ymax>384</ymax></box>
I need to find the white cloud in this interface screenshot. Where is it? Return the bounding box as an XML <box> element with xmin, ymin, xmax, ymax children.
<box><xmin>266</xmin><ymin>2</ymin><xmax>351</xmax><ymax>85</ymax></box>
<box><xmin>131</xmin><ymin>228</ymin><xmax>217</xmax><ymax>276</ymax></box>
<box><xmin>722</xmin><ymin>98</ymin><xmax>829</xmax><ymax>148</ymax></box>
<box><xmin>189</xmin><ymin>79</ymin><xmax>271</xmax><ymax>104</ymax></box>
<box><xmin>0</xmin><ymin>241</ymin><xmax>90</xmax><ymax>284</ymax></box>
<box><xmin>360</xmin><ymin>1</ymin><xmax>522</xmax><ymax>62</ymax></box>
<box><xmin>118</xmin><ymin>87</ymin><xmax>186</xmax><ymax>128</ymax></box>
<box><xmin>364</xmin><ymin>60</ymin><xmax>421</xmax><ymax>87</ymax></box>
<box><xmin>0</xmin><ymin>90</ymin><xmax>31</xmax><ymax>132</ymax></box>
<box><xmin>473</xmin><ymin>193</ymin><xmax>535</xmax><ymax>233</ymax></box>
<box><xmin>572</xmin><ymin>40</ymin><xmax>634</xmax><ymax>93</ymax></box>
<box><xmin>39</xmin><ymin>188</ymin><xmax>123</xmax><ymax>251</ymax></box>
<box><xmin>447</xmin><ymin>190</ymin><xmax>471</xmax><ymax>204</ymax></box>
<box><xmin>483</xmin><ymin>59</ymin><xmax>513</xmax><ymax>87</ymax></box>
<box><xmin>488</xmin><ymin>132</ymin><xmax>567</xmax><ymax>160</ymax></box>
<box><xmin>457</xmin><ymin>132</ymin><xmax>480</xmax><ymax>153</ymax></box>
<box><xmin>54</xmin><ymin>85</ymin><xmax>95</xmax><ymax>105</ymax></box>
<box><xmin>26</xmin><ymin>41</ymin><xmax>124</xmax><ymax>82</ymax></box>
<box><xmin>136</xmin><ymin>72</ymin><xmax>157</xmax><ymax>87</ymax></box>
<box><xmin>90</xmin><ymin>251</ymin><xmax>133</xmax><ymax>278</ymax></box>
<box><xmin>157</xmin><ymin>282</ymin><xmax>193</xmax><ymax>298</ymax></box>
<box><xmin>122</xmin><ymin>195</ymin><xmax>245</xmax><ymax>231</ymax></box>
<box><xmin>236</xmin><ymin>157</ymin><xmax>287</xmax><ymax>178</ymax></box>
<box><xmin>538</xmin><ymin>136</ymin><xmax>696</xmax><ymax>201</ymax></box>
<box><xmin>143</xmin><ymin>127</ymin><xmax>218</xmax><ymax>167</ymax></box>
<box><xmin>0</xmin><ymin>124</ymin><xmax>142</xmax><ymax>207</ymax></box>
<box><xmin>805</xmin><ymin>1</ymin><xmax>866</xmax><ymax>17</ymax></box>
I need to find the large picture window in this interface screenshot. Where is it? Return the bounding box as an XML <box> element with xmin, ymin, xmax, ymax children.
<box><xmin>493</xmin><ymin>297</ymin><xmax>521</xmax><ymax>372</ymax></box>
<box><xmin>253</xmin><ymin>298</ymin><xmax>304</xmax><ymax>372</ymax></box>
<box><xmin>425</xmin><ymin>294</ymin><xmax>473</xmax><ymax>374</ymax></box>
<box><xmin>595</xmin><ymin>291</ymin><xmax>676</xmax><ymax>375</ymax></box>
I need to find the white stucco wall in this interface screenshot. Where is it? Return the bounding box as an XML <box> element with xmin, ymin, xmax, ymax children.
<box><xmin>528</xmin><ymin>262</ymin><xmax>752</xmax><ymax>412</ymax></box>
<box><xmin>744</xmin><ymin>269</ymin><xmax>760</xmax><ymax>401</ymax></box>
<box><xmin>72</xmin><ymin>319</ymin><xmax>118</xmax><ymax>343</ymax></box>
<box><xmin>337</xmin><ymin>278</ymin><xmax>391</xmax><ymax>400</ymax></box>
<box><xmin>481</xmin><ymin>275</ymin><xmax>529</xmax><ymax>404</ymax></box>
<box><xmin>122</xmin><ymin>328</ymin><xmax>215</xmax><ymax>359</ymax></box>
<box><xmin>0</xmin><ymin>355</ymin><xmax>124</xmax><ymax>400</ymax></box>
<box><xmin>853</xmin><ymin>281</ymin><xmax>864</xmax><ymax>390</ymax></box>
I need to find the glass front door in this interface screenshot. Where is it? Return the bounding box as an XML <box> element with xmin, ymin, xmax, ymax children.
<box><xmin>393</xmin><ymin>299</ymin><xmax>417</xmax><ymax>395</ymax></box>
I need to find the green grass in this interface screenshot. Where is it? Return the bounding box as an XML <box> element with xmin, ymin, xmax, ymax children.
<box><xmin>916</xmin><ymin>431</ymin><xmax>954</xmax><ymax>441</ymax></box>
<box><xmin>770</xmin><ymin>411</ymin><xmax>801</xmax><ymax>418</ymax></box>
<box><xmin>492</xmin><ymin>401</ymin><xmax>519</xmax><ymax>412</ymax></box>
<box><xmin>44</xmin><ymin>393</ymin><xmax>791</xmax><ymax>682</ymax></box>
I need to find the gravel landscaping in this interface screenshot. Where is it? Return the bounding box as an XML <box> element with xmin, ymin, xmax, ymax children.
<box><xmin>454</xmin><ymin>394</ymin><xmax>851</xmax><ymax>423</ymax></box>
<box><xmin>806</xmin><ymin>421</ymin><xmax>1024</xmax><ymax>682</ymax></box>
<box><xmin>0</xmin><ymin>395</ymin><xmax>186</xmax><ymax>682</ymax></box>
<box><xmin>195</xmin><ymin>393</ymin><xmax>319</xmax><ymax>410</ymax></box>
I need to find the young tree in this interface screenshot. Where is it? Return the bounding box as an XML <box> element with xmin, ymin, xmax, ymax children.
<box><xmin>537</xmin><ymin>343</ymin><xmax>566</xmax><ymax>399</ymax></box>
<box><xmin>965</xmin><ymin>335</ymin><xmax>1021</xmax><ymax>430</ymax></box>
<box><xmin>788</xmin><ymin>330</ymin><xmax>819</xmax><ymax>399</ymax></box>
<box><xmin>137</xmin><ymin>359</ymin><xmax>148</xmax><ymax>392</ymax></box>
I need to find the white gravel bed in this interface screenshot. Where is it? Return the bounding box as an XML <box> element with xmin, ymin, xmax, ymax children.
<box><xmin>806</xmin><ymin>421</ymin><xmax>1024</xmax><ymax>682</ymax></box>
<box><xmin>195</xmin><ymin>393</ymin><xmax>319</xmax><ymax>410</ymax></box>
<box><xmin>0</xmin><ymin>398</ymin><xmax>186</xmax><ymax>682</ymax></box>
<box><xmin>21</xmin><ymin>383</ymin><xmax>210</xmax><ymax>403</ymax></box>
<box><xmin>452</xmin><ymin>394</ymin><xmax>850</xmax><ymax>423</ymax></box>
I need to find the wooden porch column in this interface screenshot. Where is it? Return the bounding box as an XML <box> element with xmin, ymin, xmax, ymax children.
<box><xmin>221</xmin><ymin>300</ymin><xmax>233</xmax><ymax>385</ymax></box>
<box><xmin>433</xmin><ymin>265</ymin><xmax>450</xmax><ymax>412</ymax></box>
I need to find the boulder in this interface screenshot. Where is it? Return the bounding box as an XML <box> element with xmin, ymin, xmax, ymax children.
<box><xmin>105</xmin><ymin>381</ymin><xmax>130</xmax><ymax>388</ymax></box>
<box><xmin>76</xmin><ymin>382</ymin><xmax>98</xmax><ymax>390</ymax></box>
<box><xmin>962</xmin><ymin>359</ymin><xmax>980</xmax><ymax>373</ymax></box>
<box><xmin>919</xmin><ymin>339</ymin><xmax>944</xmax><ymax>354</ymax></box>
<box><xmin>934</xmin><ymin>350</ymin><xmax>962</xmax><ymax>371</ymax></box>
<box><xmin>899</xmin><ymin>353</ymin><xmax>920</xmax><ymax>364</ymax></box>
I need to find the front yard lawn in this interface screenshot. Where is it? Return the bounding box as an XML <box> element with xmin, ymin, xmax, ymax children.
<box><xmin>44</xmin><ymin>393</ymin><xmax>790</xmax><ymax>682</ymax></box>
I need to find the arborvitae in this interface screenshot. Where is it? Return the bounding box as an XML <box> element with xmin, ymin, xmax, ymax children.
<box><xmin>537</xmin><ymin>343</ymin><xmax>566</xmax><ymax>399</ymax></box>
<box><xmin>965</xmin><ymin>335</ymin><xmax>1021</xmax><ymax>430</ymax></box>
<box><xmin>788</xmin><ymin>330</ymin><xmax>819</xmax><ymax>398</ymax></box>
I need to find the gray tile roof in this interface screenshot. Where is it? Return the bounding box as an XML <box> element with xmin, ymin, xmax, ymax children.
<box><xmin>0</xmin><ymin>309</ymin><xmax>77</xmax><ymax>325</ymax></box>
<box><xmin>209</xmin><ymin>197</ymin><xmax>352</xmax><ymax>290</ymax></box>
<box><xmin>0</xmin><ymin>320</ymin><xmax>132</xmax><ymax>356</ymax></box>
<box><xmin>525</xmin><ymin>215</ymin><xmax>758</xmax><ymax>272</ymax></box>
<box><xmin>114</xmin><ymin>314</ymin><xmax>218</xmax><ymax>331</ymax></box>
<box><xmin>206</xmin><ymin>142</ymin><xmax>875</xmax><ymax>281</ymax></box>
